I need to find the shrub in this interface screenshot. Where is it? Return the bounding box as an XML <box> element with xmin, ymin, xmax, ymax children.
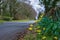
<box><xmin>2</xmin><ymin>17</ymin><xmax>13</xmax><ymax>21</ymax></box>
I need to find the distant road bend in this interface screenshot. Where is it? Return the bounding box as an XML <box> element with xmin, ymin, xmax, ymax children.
<box><xmin>0</xmin><ymin>21</ymin><xmax>35</xmax><ymax>40</ymax></box>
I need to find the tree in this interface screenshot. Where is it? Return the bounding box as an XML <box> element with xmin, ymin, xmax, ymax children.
<box><xmin>0</xmin><ymin>0</ymin><xmax>37</xmax><ymax>20</ymax></box>
<box><xmin>0</xmin><ymin>0</ymin><xmax>1</xmax><ymax>15</ymax></box>
<box><xmin>14</xmin><ymin>2</ymin><xmax>37</xmax><ymax>20</ymax></box>
<box><xmin>0</xmin><ymin>0</ymin><xmax>3</xmax><ymax>16</ymax></box>
<box><xmin>7</xmin><ymin>0</ymin><xmax>17</xmax><ymax>17</ymax></box>
<box><xmin>39</xmin><ymin>0</ymin><xmax>60</xmax><ymax>13</ymax></box>
<box><xmin>39</xmin><ymin>0</ymin><xmax>60</xmax><ymax>20</ymax></box>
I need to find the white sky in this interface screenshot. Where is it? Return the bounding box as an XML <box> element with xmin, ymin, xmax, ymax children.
<box><xmin>24</xmin><ymin>0</ymin><xmax>45</xmax><ymax>13</ymax></box>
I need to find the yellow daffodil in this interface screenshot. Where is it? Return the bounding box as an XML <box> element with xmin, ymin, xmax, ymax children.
<box><xmin>42</xmin><ymin>36</ymin><xmax>46</xmax><ymax>39</ymax></box>
<box><xmin>43</xmin><ymin>28</ymin><xmax>46</xmax><ymax>30</ymax></box>
<box><xmin>54</xmin><ymin>36</ymin><xmax>58</xmax><ymax>40</ymax></box>
<box><xmin>40</xmin><ymin>13</ymin><xmax>44</xmax><ymax>18</ymax></box>
<box><xmin>36</xmin><ymin>30</ymin><xmax>41</xmax><ymax>33</ymax></box>
<box><xmin>28</xmin><ymin>27</ymin><xmax>33</xmax><ymax>31</ymax></box>
<box><xmin>39</xmin><ymin>13</ymin><xmax>44</xmax><ymax>21</ymax></box>
<box><xmin>30</xmin><ymin>24</ymin><xmax>33</xmax><ymax>27</ymax></box>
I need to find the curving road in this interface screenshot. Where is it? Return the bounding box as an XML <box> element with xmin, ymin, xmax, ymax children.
<box><xmin>0</xmin><ymin>21</ymin><xmax>35</xmax><ymax>40</ymax></box>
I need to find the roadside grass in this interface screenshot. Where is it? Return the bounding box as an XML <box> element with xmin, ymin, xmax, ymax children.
<box><xmin>11</xmin><ymin>20</ymin><xmax>33</xmax><ymax>22</ymax></box>
<box><xmin>0</xmin><ymin>20</ymin><xmax>5</xmax><ymax>23</ymax></box>
<box><xmin>0</xmin><ymin>16</ymin><xmax>36</xmax><ymax>22</ymax></box>
<box><xmin>0</xmin><ymin>20</ymin><xmax>36</xmax><ymax>23</ymax></box>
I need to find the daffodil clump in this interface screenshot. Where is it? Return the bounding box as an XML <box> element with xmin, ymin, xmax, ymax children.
<box><xmin>28</xmin><ymin>24</ymin><xmax>33</xmax><ymax>31</ymax></box>
<box><xmin>24</xmin><ymin>10</ymin><xmax>60</xmax><ymax>40</ymax></box>
<box><xmin>36</xmin><ymin>15</ymin><xmax>60</xmax><ymax>40</ymax></box>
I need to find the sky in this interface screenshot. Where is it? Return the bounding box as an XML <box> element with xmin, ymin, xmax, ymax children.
<box><xmin>19</xmin><ymin>0</ymin><xmax>45</xmax><ymax>13</ymax></box>
<box><xmin>24</xmin><ymin>0</ymin><xmax>45</xmax><ymax>13</ymax></box>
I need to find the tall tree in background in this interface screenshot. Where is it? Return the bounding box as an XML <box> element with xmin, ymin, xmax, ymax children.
<box><xmin>39</xmin><ymin>0</ymin><xmax>60</xmax><ymax>13</ymax></box>
<box><xmin>0</xmin><ymin>0</ymin><xmax>18</xmax><ymax>20</ymax></box>
<box><xmin>2</xmin><ymin>1</ymin><xmax>7</xmax><ymax>16</ymax></box>
<box><xmin>0</xmin><ymin>0</ymin><xmax>2</xmax><ymax>16</ymax></box>
<box><xmin>14</xmin><ymin>2</ymin><xmax>36</xmax><ymax>20</ymax></box>
<box><xmin>39</xmin><ymin>0</ymin><xmax>60</xmax><ymax>20</ymax></box>
<box><xmin>0</xmin><ymin>0</ymin><xmax>37</xmax><ymax>20</ymax></box>
<box><xmin>8</xmin><ymin>0</ymin><xmax>17</xmax><ymax>17</ymax></box>
<box><xmin>0</xmin><ymin>0</ymin><xmax>9</xmax><ymax>17</ymax></box>
<box><xmin>0</xmin><ymin>0</ymin><xmax>1</xmax><ymax>15</ymax></box>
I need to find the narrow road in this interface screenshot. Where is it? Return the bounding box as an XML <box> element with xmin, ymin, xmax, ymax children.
<box><xmin>0</xmin><ymin>21</ymin><xmax>35</xmax><ymax>40</ymax></box>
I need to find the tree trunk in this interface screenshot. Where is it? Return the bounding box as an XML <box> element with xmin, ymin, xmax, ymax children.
<box><xmin>0</xmin><ymin>0</ymin><xmax>1</xmax><ymax>15</ymax></box>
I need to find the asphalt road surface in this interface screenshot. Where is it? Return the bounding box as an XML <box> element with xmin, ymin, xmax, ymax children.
<box><xmin>0</xmin><ymin>21</ymin><xmax>35</xmax><ymax>40</ymax></box>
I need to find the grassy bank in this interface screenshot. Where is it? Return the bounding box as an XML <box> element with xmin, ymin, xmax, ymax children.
<box><xmin>11</xmin><ymin>20</ymin><xmax>31</xmax><ymax>22</ymax></box>
<box><xmin>0</xmin><ymin>20</ymin><xmax>35</xmax><ymax>23</ymax></box>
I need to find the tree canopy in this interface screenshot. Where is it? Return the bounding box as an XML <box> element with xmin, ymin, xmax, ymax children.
<box><xmin>0</xmin><ymin>0</ymin><xmax>37</xmax><ymax>20</ymax></box>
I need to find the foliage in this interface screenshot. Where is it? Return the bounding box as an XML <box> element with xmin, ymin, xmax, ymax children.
<box><xmin>14</xmin><ymin>2</ymin><xmax>36</xmax><ymax>20</ymax></box>
<box><xmin>0</xmin><ymin>0</ymin><xmax>36</xmax><ymax>20</ymax></box>
<box><xmin>20</xmin><ymin>7</ymin><xmax>60</xmax><ymax>40</ymax></box>
<box><xmin>39</xmin><ymin>0</ymin><xmax>60</xmax><ymax>13</ymax></box>
<box><xmin>35</xmin><ymin>7</ymin><xmax>60</xmax><ymax>39</ymax></box>
<box><xmin>19</xmin><ymin>18</ymin><xmax>60</xmax><ymax>40</ymax></box>
<box><xmin>37</xmin><ymin>17</ymin><xmax>60</xmax><ymax>36</ymax></box>
<box><xmin>2</xmin><ymin>16</ymin><xmax>13</xmax><ymax>21</ymax></box>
